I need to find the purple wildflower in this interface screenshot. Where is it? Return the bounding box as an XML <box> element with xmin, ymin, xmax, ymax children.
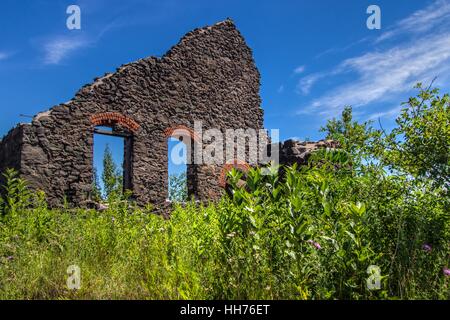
<box><xmin>422</xmin><ymin>244</ymin><xmax>432</xmax><ymax>252</ymax></box>
<box><xmin>307</xmin><ymin>239</ymin><xmax>322</xmax><ymax>250</ymax></box>
<box><xmin>443</xmin><ymin>268</ymin><xmax>450</xmax><ymax>277</ymax></box>
<box><xmin>6</xmin><ymin>256</ymin><xmax>13</xmax><ymax>261</ymax></box>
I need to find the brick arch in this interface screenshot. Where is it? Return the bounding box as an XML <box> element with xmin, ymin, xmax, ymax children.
<box><xmin>218</xmin><ymin>159</ymin><xmax>250</xmax><ymax>188</ymax></box>
<box><xmin>164</xmin><ymin>125</ymin><xmax>201</xmax><ymax>143</ymax></box>
<box><xmin>90</xmin><ymin>112</ymin><xmax>140</xmax><ymax>133</ymax></box>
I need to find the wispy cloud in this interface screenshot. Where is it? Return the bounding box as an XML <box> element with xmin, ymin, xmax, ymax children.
<box><xmin>296</xmin><ymin>73</ymin><xmax>323</xmax><ymax>95</ymax></box>
<box><xmin>368</xmin><ymin>106</ymin><xmax>403</xmax><ymax>121</ymax></box>
<box><xmin>314</xmin><ymin>37</ymin><xmax>369</xmax><ymax>59</ymax></box>
<box><xmin>297</xmin><ymin>0</ymin><xmax>450</xmax><ymax>117</ymax></box>
<box><xmin>38</xmin><ymin>17</ymin><xmax>124</xmax><ymax>65</ymax></box>
<box><xmin>37</xmin><ymin>4</ymin><xmax>134</xmax><ymax>66</ymax></box>
<box><xmin>300</xmin><ymin>34</ymin><xmax>450</xmax><ymax>116</ymax></box>
<box><xmin>35</xmin><ymin>0</ymin><xmax>180</xmax><ymax>66</ymax></box>
<box><xmin>0</xmin><ymin>52</ymin><xmax>11</xmax><ymax>61</ymax></box>
<box><xmin>42</xmin><ymin>36</ymin><xmax>91</xmax><ymax>65</ymax></box>
<box><xmin>293</xmin><ymin>65</ymin><xmax>306</xmax><ymax>74</ymax></box>
<box><xmin>376</xmin><ymin>0</ymin><xmax>450</xmax><ymax>43</ymax></box>
<box><xmin>296</xmin><ymin>66</ymin><xmax>345</xmax><ymax>95</ymax></box>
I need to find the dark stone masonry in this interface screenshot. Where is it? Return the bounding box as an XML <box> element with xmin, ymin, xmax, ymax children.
<box><xmin>0</xmin><ymin>19</ymin><xmax>333</xmax><ymax>208</ymax></box>
<box><xmin>0</xmin><ymin>20</ymin><xmax>263</xmax><ymax>207</ymax></box>
<box><xmin>279</xmin><ymin>139</ymin><xmax>339</xmax><ymax>167</ymax></box>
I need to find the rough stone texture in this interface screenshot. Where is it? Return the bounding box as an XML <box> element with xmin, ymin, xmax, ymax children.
<box><xmin>0</xmin><ymin>19</ymin><xmax>264</xmax><ymax>207</ymax></box>
<box><xmin>279</xmin><ymin>139</ymin><xmax>340</xmax><ymax>166</ymax></box>
<box><xmin>0</xmin><ymin>125</ymin><xmax>25</xmax><ymax>187</ymax></box>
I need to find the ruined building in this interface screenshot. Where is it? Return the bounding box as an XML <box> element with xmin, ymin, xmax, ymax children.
<box><xmin>0</xmin><ymin>20</ymin><xmax>265</xmax><ymax>207</ymax></box>
<box><xmin>0</xmin><ymin>19</ymin><xmax>333</xmax><ymax>208</ymax></box>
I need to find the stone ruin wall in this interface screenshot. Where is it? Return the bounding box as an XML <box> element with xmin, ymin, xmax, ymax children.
<box><xmin>0</xmin><ymin>20</ymin><xmax>264</xmax><ymax>207</ymax></box>
<box><xmin>279</xmin><ymin>139</ymin><xmax>340</xmax><ymax>167</ymax></box>
<box><xmin>0</xmin><ymin>20</ymin><xmax>336</xmax><ymax>209</ymax></box>
<box><xmin>0</xmin><ymin>125</ymin><xmax>24</xmax><ymax>187</ymax></box>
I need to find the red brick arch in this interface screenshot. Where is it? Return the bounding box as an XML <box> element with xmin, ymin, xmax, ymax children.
<box><xmin>90</xmin><ymin>112</ymin><xmax>140</xmax><ymax>133</ymax></box>
<box><xmin>164</xmin><ymin>125</ymin><xmax>201</xmax><ymax>142</ymax></box>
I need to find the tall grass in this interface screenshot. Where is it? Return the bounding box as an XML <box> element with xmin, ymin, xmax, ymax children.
<box><xmin>0</xmin><ymin>159</ymin><xmax>449</xmax><ymax>300</ymax></box>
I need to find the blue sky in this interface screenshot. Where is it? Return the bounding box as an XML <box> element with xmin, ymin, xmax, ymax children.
<box><xmin>1</xmin><ymin>0</ymin><xmax>450</xmax><ymax>180</ymax></box>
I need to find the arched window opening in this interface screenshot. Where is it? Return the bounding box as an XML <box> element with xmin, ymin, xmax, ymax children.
<box><xmin>167</xmin><ymin>136</ymin><xmax>188</xmax><ymax>202</ymax></box>
<box><xmin>92</xmin><ymin>125</ymin><xmax>133</xmax><ymax>201</ymax></box>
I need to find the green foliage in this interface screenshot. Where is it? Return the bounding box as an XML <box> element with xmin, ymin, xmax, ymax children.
<box><xmin>375</xmin><ymin>83</ymin><xmax>450</xmax><ymax>189</ymax></box>
<box><xmin>91</xmin><ymin>167</ymin><xmax>102</xmax><ymax>202</ymax></box>
<box><xmin>320</xmin><ymin>106</ymin><xmax>377</xmax><ymax>166</ymax></box>
<box><xmin>168</xmin><ymin>172</ymin><xmax>187</xmax><ymax>202</ymax></box>
<box><xmin>1</xmin><ymin>169</ymin><xmax>31</xmax><ymax>218</ymax></box>
<box><xmin>101</xmin><ymin>144</ymin><xmax>123</xmax><ymax>200</ymax></box>
<box><xmin>0</xmin><ymin>159</ymin><xmax>448</xmax><ymax>299</ymax></box>
<box><xmin>324</xmin><ymin>85</ymin><xmax>450</xmax><ymax>190</ymax></box>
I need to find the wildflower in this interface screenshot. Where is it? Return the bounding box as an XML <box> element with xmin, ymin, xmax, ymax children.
<box><xmin>443</xmin><ymin>268</ymin><xmax>450</xmax><ymax>277</ymax></box>
<box><xmin>422</xmin><ymin>244</ymin><xmax>432</xmax><ymax>252</ymax></box>
<box><xmin>7</xmin><ymin>256</ymin><xmax>14</xmax><ymax>261</ymax></box>
<box><xmin>307</xmin><ymin>239</ymin><xmax>322</xmax><ymax>250</ymax></box>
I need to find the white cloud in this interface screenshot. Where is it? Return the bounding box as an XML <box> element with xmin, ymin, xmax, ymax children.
<box><xmin>297</xmin><ymin>0</ymin><xmax>450</xmax><ymax>117</ymax></box>
<box><xmin>42</xmin><ymin>37</ymin><xmax>90</xmax><ymax>65</ymax></box>
<box><xmin>296</xmin><ymin>66</ymin><xmax>345</xmax><ymax>95</ymax></box>
<box><xmin>376</xmin><ymin>0</ymin><xmax>450</xmax><ymax>43</ymax></box>
<box><xmin>297</xmin><ymin>73</ymin><xmax>323</xmax><ymax>95</ymax></box>
<box><xmin>302</xmin><ymin>33</ymin><xmax>450</xmax><ymax>116</ymax></box>
<box><xmin>277</xmin><ymin>85</ymin><xmax>285</xmax><ymax>93</ymax></box>
<box><xmin>293</xmin><ymin>65</ymin><xmax>306</xmax><ymax>74</ymax></box>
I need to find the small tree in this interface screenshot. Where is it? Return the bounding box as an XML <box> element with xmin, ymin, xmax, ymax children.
<box><xmin>321</xmin><ymin>84</ymin><xmax>449</xmax><ymax>190</ymax></box>
<box><xmin>377</xmin><ymin>84</ymin><xmax>450</xmax><ymax>189</ymax></box>
<box><xmin>320</xmin><ymin>106</ymin><xmax>377</xmax><ymax>166</ymax></box>
<box><xmin>168</xmin><ymin>172</ymin><xmax>187</xmax><ymax>202</ymax></box>
<box><xmin>101</xmin><ymin>144</ymin><xmax>123</xmax><ymax>200</ymax></box>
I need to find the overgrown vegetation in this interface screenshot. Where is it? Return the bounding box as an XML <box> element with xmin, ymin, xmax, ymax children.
<box><xmin>0</xmin><ymin>85</ymin><xmax>448</xmax><ymax>299</ymax></box>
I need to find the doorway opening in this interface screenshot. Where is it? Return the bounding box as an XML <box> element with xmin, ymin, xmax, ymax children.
<box><xmin>167</xmin><ymin>137</ymin><xmax>188</xmax><ymax>202</ymax></box>
<box><xmin>93</xmin><ymin>126</ymin><xmax>132</xmax><ymax>201</ymax></box>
